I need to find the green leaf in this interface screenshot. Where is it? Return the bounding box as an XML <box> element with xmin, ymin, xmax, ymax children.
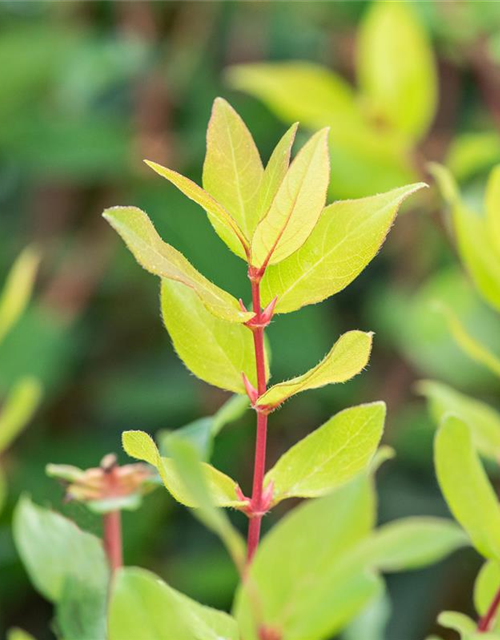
<box><xmin>435</xmin><ymin>416</ymin><xmax>500</xmax><ymax>560</ymax></box>
<box><xmin>7</xmin><ymin>630</ymin><xmax>37</xmax><ymax>640</ymax></box>
<box><xmin>122</xmin><ymin>430</ymin><xmax>244</xmax><ymax>510</ymax></box>
<box><xmin>0</xmin><ymin>377</ymin><xmax>42</xmax><ymax>453</ymax></box>
<box><xmin>486</xmin><ymin>164</ymin><xmax>500</xmax><ymax>256</ymax></box>
<box><xmin>418</xmin><ymin>380</ymin><xmax>500</xmax><ymax>461</ymax></box>
<box><xmin>144</xmin><ymin>160</ymin><xmax>249</xmax><ymax>259</ymax></box>
<box><xmin>256</xmin><ymin>330</ymin><xmax>372</xmax><ymax>411</ymax></box>
<box><xmin>13</xmin><ymin>497</ymin><xmax>108</xmax><ymax>640</ymax></box>
<box><xmin>364</xmin><ymin>517</ymin><xmax>467</xmax><ymax>572</ymax></box>
<box><xmin>0</xmin><ymin>466</ymin><xmax>6</xmax><ymax>516</ymax></box>
<box><xmin>255</xmin><ymin>123</ymin><xmax>298</xmax><ymax>224</ymax></box>
<box><xmin>357</xmin><ymin>1</ymin><xmax>437</xmax><ymax>140</ymax></box>
<box><xmin>103</xmin><ymin>206</ymin><xmax>252</xmax><ymax>323</ymax></box>
<box><xmin>250</xmin><ymin>127</ymin><xmax>330</xmax><ymax>267</ymax></box>
<box><xmin>265</xmin><ymin>402</ymin><xmax>385</xmax><ymax>504</ymax></box>
<box><xmin>234</xmin><ymin>476</ymin><xmax>376</xmax><ymax>640</ymax></box>
<box><xmin>203</xmin><ymin>97</ymin><xmax>263</xmax><ymax>239</ymax></box>
<box><xmin>474</xmin><ymin>559</ymin><xmax>500</xmax><ymax>625</ymax></box>
<box><xmin>446</xmin><ymin>131</ymin><xmax>500</xmax><ymax>182</ymax></box>
<box><xmin>168</xmin><ymin>438</ymin><xmax>246</xmax><ymax>573</ymax></box>
<box><xmin>0</xmin><ymin>246</ymin><xmax>40</xmax><ymax>345</ymax></box>
<box><xmin>109</xmin><ymin>567</ymin><xmax>239</xmax><ymax>640</ymax></box>
<box><xmin>261</xmin><ymin>183</ymin><xmax>426</xmax><ymax>313</ymax></box>
<box><xmin>436</xmin><ymin>304</ymin><xmax>500</xmax><ymax>379</ymax></box>
<box><xmin>161</xmin><ymin>280</ymin><xmax>264</xmax><ymax>394</ymax></box>
<box><xmin>343</xmin><ymin>592</ymin><xmax>391</xmax><ymax>640</ymax></box>
<box><xmin>438</xmin><ymin>611</ymin><xmax>476</xmax><ymax>637</ymax></box>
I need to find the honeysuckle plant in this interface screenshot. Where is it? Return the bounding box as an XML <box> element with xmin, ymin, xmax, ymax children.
<box><xmin>415</xmin><ymin>164</ymin><xmax>500</xmax><ymax>638</ymax></box>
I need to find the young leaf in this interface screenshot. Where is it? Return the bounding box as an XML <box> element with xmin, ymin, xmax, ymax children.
<box><xmin>436</xmin><ymin>303</ymin><xmax>500</xmax><ymax>379</ymax></box>
<box><xmin>109</xmin><ymin>567</ymin><xmax>239</xmax><ymax>640</ymax></box>
<box><xmin>0</xmin><ymin>377</ymin><xmax>42</xmax><ymax>453</ymax></box>
<box><xmin>250</xmin><ymin>127</ymin><xmax>330</xmax><ymax>267</ymax></box>
<box><xmin>475</xmin><ymin>559</ymin><xmax>500</xmax><ymax>624</ymax></box>
<box><xmin>265</xmin><ymin>402</ymin><xmax>385</xmax><ymax>504</ymax></box>
<box><xmin>255</xmin><ymin>123</ymin><xmax>298</xmax><ymax>224</ymax></box>
<box><xmin>168</xmin><ymin>438</ymin><xmax>246</xmax><ymax>573</ymax></box>
<box><xmin>256</xmin><ymin>330</ymin><xmax>372</xmax><ymax>410</ymax></box>
<box><xmin>161</xmin><ymin>280</ymin><xmax>266</xmax><ymax>394</ymax></box>
<box><xmin>357</xmin><ymin>1</ymin><xmax>437</xmax><ymax>141</ymax></box>
<box><xmin>435</xmin><ymin>416</ymin><xmax>500</xmax><ymax>560</ymax></box>
<box><xmin>102</xmin><ymin>206</ymin><xmax>252</xmax><ymax>323</ymax></box>
<box><xmin>122</xmin><ymin>430</ymin><xmax>244</xmax><ymax>510</ymax></box>
<box><xmin>234</xmin><ymin>476</ymin><xmax>376</xmax><ymax>640</ymax></box>
<box><xmin>203</xmin><ymin>97</ymin><xmax>263</xmax><ymax>239</ymax></box>
<box><xmin>144</xmin><ymin>160</ymin><xmax>249</xmax><ymax>258</ymax></box>
<box><xmin>418</xmin><ymin>379</ymin><xmax>500</xmax><ymax>461</ymax></box>
<box><xmin>364</xmin><ymin>517</ymin><xmax>467</xmax><ymax>572</ymax></box>
<box><xmin>7</xmin><ymin>630</ymin><xmax>37</xmax><ymax>640</ymax></box>
<box><xmin>0</xmin><ymin>246</ymin><xmax>40</xmax><ymax>345</ymax></box>
<box><xmin>438</xmin><ymin>611</ymin><xmax>476</xmax><ymax>636</ymax></box>
<box><xmin>13</xmin><ymin>496</ymin><xmax>108</xmax><ymax>640</ymax></box>
<box><xmin>486</xmin><ymin>165</ymin><xmax>500</xmax><ymax>256</ymax></box>
<box><xmin>261</xmin><ymin>183</ymin><xmax>426</xmax><ymax>313</ymax></box>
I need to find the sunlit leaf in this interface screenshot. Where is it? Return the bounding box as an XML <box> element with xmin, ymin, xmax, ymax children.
<box><xmin>265</xmin><ymin>402</ymin><xmax>385</xmax><ymax>504</ymax></box>
<box><xmin>234</xmin><ymin>476</ymin><xmax>376</xmax><ymax>640</ymax></box>
<box><xmin>255</xmin><ymin>123</ymin><xmax>298</xmax><ymax>225</ymax></box>
<box><xmin>122</xmin><ymin>430</ymin><xmax>244</xmax><ymax>510</ymax></box>
<box><xmin>435</xmin><ymin>416</ymin><xmax>500</xmax><ymax>560</ymax></box>
<box><xmin>0</xmin><ymin>246</ymin><xmax>40</xmax><ymax>345</ymax></box>
<box><xmin>161</xmin><ymin>280</ymin><xmax>265</xmax><ymax>393</ymax></box>
<box><xmin>357</xmin><ymin>1</ymin><xmax>437</xmax><ymax>140</ymax></box>
<box><xmin>203</xmin><ymin>97</ymin><xmax>263</xmax><ymax>239</ymax></box>
<box><xmin>344</xmin><ymin>592</ymin><xmax>391</xmax><ymax>640</ymax></box>
<box><xmin>418</xmin><ymin>380</ymin><xmax>500</xmax><ymax>461</ymax></box>
<box><xmin>256</xmin><ymin>330</ymin><xmax>372</xmax><ymax>411</ymax></box>
<box><xmin>109</xmin><ymin>567</ymin><xmax>239</xmax><ymax>640</ymax></box>
<box><xmin>144</xmin><ymin>160</ymin><xmax>248</xmax><ymax>259</ymax></box>
<box><xmin>103</xmin><ymin>206</ymin><xmax>252</xmax><ymax>323</ymax></box>
<box><xmin>475</xmin><ymin>559</ymin><xmax>500</xmax><ymax>628</ymax></box>
<box><xmin>485</xmin><ymin>164</ymin><xmax>500</xmax><ymax>256</ymax></box>
<box><xmin>251</xmin><ymin>128</ymin><xmax>330</xmax><ymax>267</ymax></box>
<box><xmin>6</xmin><ymin>630</ymin><xmax>37</xmax><ymax>640</ymax></box>
<box><xmin>261</xmin><ymin>183</ymin><xmax>426</xmax><ymax>313</ymax></box>
<box><xmin>438</xmin><ymin>611</ymin><xmax>476</xmax><ymax>636</ymax></box>
<box><xmin>363</xmin><ymin>517</ymin><xmax>467</xmax><ymax>572</ymax></box>
<box><xmin>446</xmin><ymin>132</ymin><xmax>500</xmax><ymax>182</ymax></box>
<box><xmin>0</xmin><ymin>377</ymin><xmax>42</xmax><ymax>454</ymax></box>
<box><xmin>436</xmin><ymin>304</ymin><xmax>500</xmax><ymax>379</ymax></box>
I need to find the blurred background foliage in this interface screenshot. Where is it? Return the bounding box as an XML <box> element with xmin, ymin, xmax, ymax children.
<box><xmin>1</xmin><ymin>1</ymin><xmax>500</xmax><ymax>639</ymax></box>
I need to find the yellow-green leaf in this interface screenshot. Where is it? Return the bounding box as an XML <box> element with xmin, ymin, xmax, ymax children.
<box><xmin>261</xmin><ymin>183</ymin><xmax>426</xmax><ymax>313</ymax></box>
<box><xmin>250</xmin><ymin>127</ymin><xmax>330</xmax><ymax>267</ymax></box>
<box><xmin>256</xmin><ymin>330</ymin><xmax>372</xmax><ymax>410</ymax></box>
<box><xmin>203</xmin><ymin>97</ymin><xmax>263</xmax><ymax>239</ymax></box>
<box><xmin>265</xmin><ymin>402</ymin><xmax>385</xmax><ymax>504</ymax></box>
<box><xmin>161</xmin><ymin>280</ymin><xmax>265</xmax><ymax>394</ymax></box>
<box><xmin>357</xmin><ymin>1</ymin><xmax>437</xmax><ymax>141</ymax></box>
<box><xmin>0</xmin><ymin>377</ymin><xmax>42</xmax><ymax>454</ymax></box>
<box><xmin>0</xmin><ymin>246</ymin><xmax>40</xmax><ymax>345</ymax></box>
<box><xmin>144</xmin><ymin>160</ymin><xmax>249</xmax><ymax>258</ymax></box>
<box><xmin>103</xmin><ymin>206</ymin><xmax>252</xmax><ymax>323</ymax></box>
<box><xmin>485</xmin><ymin>164</ymin><xmax>500</xmax><ymax>257</ymax></box>
<box><xmin>438</xmin><ymin>611</ymin><xmax>476</xmax><ymax>637</ymax></box>
<box><xmin>122</xmin><ymin>430</ymin><xmax>244</xmax><ymax>510</ymax></box>
<box><xmin>7</xmin><ymin>629</ymin><xmax>36</xmax><ymax>640</ymax></box>
<box><xmin>475</xmin><ymin>559</ymin><xmax>500</xmax><ymax>626</ymax></box>
<box><xmin>418</xmin><ymin>379</ymin><xmax>500</xmax><ymax>461</ymax></box>
<box><xmin>435</xmin><ymin>416</ymin><xmax>500</xmax><ymax>560</ymax></box>
<box><xmin>255</xmin><ymin>122</ymin><xmax>298</xmax><ymax>224</ymax></box>
<box><xmin>436</xmin><ymin>303</ymin><xmax>500</xmax><ymax>379</ymax></box>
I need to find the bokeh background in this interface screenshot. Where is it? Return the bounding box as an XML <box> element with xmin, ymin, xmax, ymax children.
<box><xmin>2</xmin><ymin>1</ymin><xmax>500</xmax><ymax>639</ymax></box>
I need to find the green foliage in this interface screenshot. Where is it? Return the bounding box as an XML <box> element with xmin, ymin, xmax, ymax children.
<box><xmin>256</xmin><ymin>330</ymin><xmax>372</xmax><ymax>410</ymax></box>
<box><xmin>261</xmin><ymin>183</ymin><xmax>426</xmax><ymax>313</ymax></box>
<box><xmin>438</xmin><ymin>611</ymin><xmax>476</xmax><ymax>637</ymax></box>
<box><xmin>475</xmin><ymin>560</ymin><xmax>500</xmax><ymax>629</ymax></box>
<box><xmin>266</xmin><ymin>402</ymin><xmax>386</xmax><ymax>504</ymax></box>
<box><xmin>0</xmin><ymin>377</ymin><xmax>42</xmax><ymax>453</ymax></box>
<box><xmin>122</xmin><ymin>430</ymin><xmax>245</xmax><ymax>510</ymax></box>
<box><xmin>108</xmin><ymin>567</ymin><xmax>239</xmax><ymax>640</ymax></box>
<box><xmin>6</xmin><ymin>630</ymin><xmax>36</xmax><ymax>640</ymax></box>
<box><xmin>13</xmin><ymin>497</ymin><xmax>108</xmax><ymax>640</ymax></box>
<box><xmin>418</xmin><ymin>379</ymin><xmax>500</xmax><ymax>460</ymax></box>
<box><xmin>434</xmin><ymin>416</ymin><xmax>500</xmax><ymax>560</ymax></box>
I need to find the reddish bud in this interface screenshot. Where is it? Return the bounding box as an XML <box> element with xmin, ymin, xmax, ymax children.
<box><xmin>242</xmin><ymin>373</ymin><xmax>259</xmax><ymax>405</ymax></box>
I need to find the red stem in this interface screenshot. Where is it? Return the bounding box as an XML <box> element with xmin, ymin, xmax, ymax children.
<box><xmin>103</xmin><ymin>510</ymin><xmax>123</xmax><ymax>575</ymax></box>
<box><xmin>478</xmin><ymin>585</ymin><xmax>500</xmax><ymax>632</ymax></box>
<box><xmin>246</xmin><ymin>277</ymin><xmax>269</xmax><ymax>564</ymax></box>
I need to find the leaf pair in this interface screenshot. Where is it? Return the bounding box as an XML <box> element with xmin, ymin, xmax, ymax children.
<box><xmin>148</xmin><ymin>99</ymin><xmax>330</xmax><ymax>268</ymax></box>
<box><xmin>227</xmin><ymin>2</ymin><xmax>436</xmax><ymax>198</ymax></box>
